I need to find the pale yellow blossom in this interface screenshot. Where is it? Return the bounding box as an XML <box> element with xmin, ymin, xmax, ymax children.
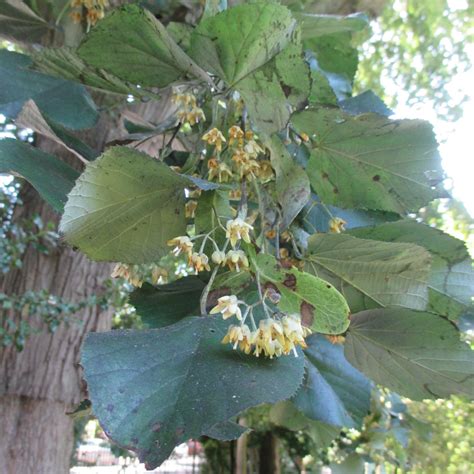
<box><xmin>210</xmin><ymin>295</ymin><xmax>242</xmax><ymax>320</ymax></box>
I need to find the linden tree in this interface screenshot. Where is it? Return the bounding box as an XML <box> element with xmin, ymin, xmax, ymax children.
<box><xmin>1</xmin><ymin>0</ymin><xmax>473</xmax><ymax>470</ymax></box>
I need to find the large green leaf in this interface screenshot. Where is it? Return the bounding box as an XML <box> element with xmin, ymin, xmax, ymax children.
<box><xmin>291</xmin><ymin>108</ymin><xmax>444</xmax><ymax>213</ymax></box>
<box><xmin>78</xmin><ymin>5</ymin><xmax>210</xmax><ymax>88</ymax></box>
<box><xmin>82</xmin><ymin>316</ymin><xmax>305</xmax><ymax>469</ymax></box>
<box><xmin>305</xmin><ymin>233</ymin><xmax>431</xmax><ymax>312</ymax></box>
<box><xmin>189</xmin><ymin>2</ymin><xmax>296</xmax><ymax>86</ymax></box>
<box><xmin>33</xmin><ymin>48</ymin><xmax>140</xmax><ymax>97</ymax></box>
<box><xmin>248</xmin><ymin>249</ymin><xmax>350</xmax><ymax>334</ymax></box>
<box><xmin>345</xmin><ymin>308</ymin><xmax>474</xmax><ymax>400</ymax></box>
<box><xmin>349</xmin><ymin>221</ymin><xmax>474</xmax><ymax>320</ymax></box>
<box><xmin>129</xmin><ymin>277</ymin><xmax>206</xmax><ymax>328</ymax></box>
<box><xmin>295</xmin><ymin>12</ymin><xmax>368</xmax><ymax>39</ymax></box>
<box><xmin>0</xmin><ymin>0</ymin><xmax>50</xmax><ymax>44</ymax></box>
<box><xmin>0</xmin><ymin>138</ymin><xmax>79</xmax><ymax>213</ymax></box>
<box><xmin>293</xmin><ymin>334</ymin><xmax>371</xmax><ymax>427</ymax></box>
<box><xmin>268</xmin><ymin>136</ymin><xmax>310</xmax><ymax>229</ymax></box>
<box><xmin>0</xmin><ymin>50</ymin><xmax>98</xmax><ymax>130</ymax></box>
<box><xmin>60</xmin><ymin>147</ymin><xmax>189</xmax><ymax>263</ymax></box>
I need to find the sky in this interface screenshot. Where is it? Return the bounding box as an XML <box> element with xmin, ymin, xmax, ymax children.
<box><xmin>391</xmin><ymin>63</ymin><xmax>474</xmax><ymax>217</ymax></box>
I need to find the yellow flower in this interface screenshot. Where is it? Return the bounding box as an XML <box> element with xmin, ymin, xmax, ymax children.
<box><xmin>110</xmin><ymin>263</ymin><xmax>142</xmax><ymax>287</ymax></box>
<box><xmin>329</xmin><ymin>217</ymin><xmax>347</xmax><ymax>233</ymax></box>
<box><xmin>281</xmin><ymin>314</ymin><xmax>312</xmax><ymax>353</ymax></box>
<box><xmin>224</xmin><ymin>250</ymin><xmax>250</xmax><ymax>272</ymax></box>
<box><xmin>231</xmin><ymin>149</ymin><xmax>249</xmax><ymax>166</ymax></box>
<box><xmin>228</xmin><ymin>125</ymin><xmax>245</xmax><ymax>147</ymax></box>
<box><xmin>252</xmin><ymin>319</ymin><xmax>284</xmax><ymax>358</ymax></box>
<box><xmin>189</xmin><ymin>252</ymin><xmax>211</xmax><ymax>273</ymax></box>
<box><xmin>245</xmin><ymin>130</ymin><xmax>254</xmax><ymax>141</ymax></box>
<box><xmin>187</xmin><ymin>108</ymin><xmax>206</xmax><ymax>125</ymax></box>
<box><xmin>185</xmin><ymin>200</ymin><xmax>198</xmax><ymax>218</ymax></box>
<box><xmin>208</xmin><ymin>162</ymin><xmax>233</xmax><ymax>183</ymax></box>
<box><xmin>225</xmin><ymin>218</ymin><xmax>253</xmax><ymax>247</ymax></box>
<box><xmin>202</xmin><ymin>128</ymin><xmax>226</xmax><ymax>151</ymax></box>
<box><xmin>211</xmin><ymin>250</ymin><xmax>226</xmax><ymax>265</ymax></box>
<box><xmin>244</xmin><ymin>139</ymin><xmax>264</xmax><ymax>158</ymax></box>
<box><xmin>167</xmin><ymin>236</ymin><xmax>193</xmax><ymax>256</ymax></box>
<box><xmin>257</xmin><ymin>160</ymin><xmax>274</xmax><ymax>181</ymax></box>
<box><xmin>300</xmin><ymin>132</ymin><xmax>310</xmax><ymax>142</ymax></box>
<box><xmin>210</xmin><ymin>295</ymin><xmax>242</xmax><ymax>320</ymax></box>
<box><xmin>222</xmin><ymin>324</ymin><xmax>252</xmax><ymax>353</ymax></box>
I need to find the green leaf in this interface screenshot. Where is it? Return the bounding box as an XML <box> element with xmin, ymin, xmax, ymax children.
<box><xmin>237</xmin><ymin>70</ymin><xmax>290</xmax><ymax>134</ymax></box>
<box><xmin>293</xmin><ymin>334</ymin><xmax>371</xmax><ymax>427</ymax></box>
<box><xmin>33</xmin><ymin>48</ymin><xmax>141</xmax><ymax>97</ymax></box>
<box><xmin>268</xmin><ymin>136</ymin><xmax>310</xmax><ymax>229</ymax></box>
<box><xmin>0</xmin><ymin>138</ymin><xmax>79</xmax><ymax>213</ymax></box>
<box><xmin>274</xmin><ymin>30</ymin><xmax>311</xmax><ymax>109</ymax></box>
<box><xmin>203</xmin><ymin>420</ymin><xmax>248</xmax><ymax>441</ymax></box>
<box><xmin>248</xmin><ymin>249</ymin><xmax>350</xmax><ymax>334</ymax></box>
<box><xmin>295</xmin><ymin>12</ymin><xmax>368</xmax><ymax>39</ymax></box>
<box><xmin>345</xmin><ymin>308</ymin><xmax>474</xmax><ymax>400</ymax></box>
<box><xmin>269</xmin><ymin>401</ymin><xmax>339</xmax><ymax>448</ymax></box>
<box><xmin>129</xmin><ymin>277</ymin><xmax>206</xmax><ymax>328</ymax></box>
<box><xmin>291</xmin><ymin>108</ymin><xmax>444</xmax><ymax>213</ymax></box>
<box><xmin>0</xmin><ymin>50</ymin><xmax>98</xmax><ymax>130</ymax></box>
<box><xmin>305</xmin><ymin>233</ymin><xmax>431</xmax><ymax>312</ymax></box>
<box><xmin>189</xmin><ymin>2</ymin><xmax>296</xmax><ymax>86</ymax></box>
<box><xmin>348</xmin><ymin>221</ymin><xmax>474</xmax><ymax>320</ymax></box>
<box><xmin>306</xmin><ymin>34</ymin><xmax>358</xmax><ymax>100</ymax></box>
<box><xmin>0</xmin><ymin>0</ymin><xmax>51</xmax><ymax>44</ymax></box>
<box><xmin>60</xmin><ymin>147</ymin><xmax>188</xmax><ymax>263</ymax></box>
<box><xmin>78</xmin><ymin>5</ymin><xmax>210</xmax><ymax>88</ymax></box>
<box><xmin>82</xmin><ymin>316</ymin><xmax>305</xmax><ymax>469</ymax></box>
<box><xmin>339</xmin><ymin>90</ymin><xmax>393</xmax><ymax>116</ymax></box>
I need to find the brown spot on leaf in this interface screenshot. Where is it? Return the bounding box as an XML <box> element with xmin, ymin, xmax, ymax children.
<box><xmin>176</xmin><ymin>427</ymin><xmax>185</xmax><ymax>437</ymax></box>
<box><xmin>322</xmin><ymin>172</ymin><xmax>329</xmax><ymax>179</ymax></box>
<box><xmin>283</xmin><ymin>273</ymin><xmax>297</xmax><ymax>290</ymax></box>
<box><xmin>333</xmin><ymin>187</ymin><xmax>339</xmax><ymax>194</ymax></box>
<box><xmin>373</xmin><ymin>174</ymin><xmax>381</xmax><ymax>181</ymax></box>
<box><xmin>151</xmin><ymin>422</ymin><xmax>162</xmax><ymax>432</ymax></box>
<box><xmin>300</xmin><ymin>302</ymin><xmax>315</xmax><ymax>327</ymax></box>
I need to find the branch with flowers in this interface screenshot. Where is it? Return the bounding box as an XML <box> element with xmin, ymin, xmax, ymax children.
<box><xmin>11</xmin><ymin>0</ymin><xmax>471</xmax><ymax>469</ymax></box>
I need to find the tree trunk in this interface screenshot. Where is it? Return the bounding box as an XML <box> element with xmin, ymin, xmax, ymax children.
<box><xmin>0</xmin><ymin>113</ymin><xmax>119</xmax><ymax>473</ymax></box>
<box><xmin>258</xmin><ymin>432</ymin><xmax>280</xmax><ymax>474</ymax></box>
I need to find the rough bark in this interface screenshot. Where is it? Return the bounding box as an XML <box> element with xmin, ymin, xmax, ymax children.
<box><xmin>0</xmin><ymin>112</ymin><xmax>119</xmax><ymax>473</ymax></box>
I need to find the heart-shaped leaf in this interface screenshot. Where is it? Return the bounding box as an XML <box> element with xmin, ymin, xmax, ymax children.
<box><xmin>60</xmin><ymin>147</ymin><xmax>189</xmax><ymax>263</ymax></box>
<box><xmin>305</xmin><ymin>233</ymin><xmax>432</xmax><ymax>312</ymax></box>
<box><xmin>345</xmin><ymin>308</ymin><xmax>474</xmax><ymax>400</ymax></box>
<box><xmin>292</xmin><ymin>108</ymin><xmax>445</xmax><ymax>213</ymax></box>
<box><xmin>82</xmin><ymin>316</ymin><xmax>305</xmax><ymax>469</ymax></box>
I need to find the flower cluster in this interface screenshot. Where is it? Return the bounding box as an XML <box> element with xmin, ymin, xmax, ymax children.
<box><xmin>202</xmin><ymin>126</ymin><xmax>274</xmax><ymax>183</ymax></box>
<box><xmin>70</xmin><ymin>0</ymin><xmax>107</xmax><ymax>27</ymax></box>
<box><xmin>167</xmin><ymin>217</ymin><xmax>252</xmax><ymax>275</ymax></box>
<box><xmin>212</xmin><ymin>296</ymin><xmax>312</xmax><ymax>358</ymax></box>
<box><xmin>111</xmin><ymin>263</ymin><xmax>168</xmax><ymax>287</ymax></box>
<box><xmin>172</xmin><ymin>92</ymin><xmax>206</xmax><ymax>126</ymax></box>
